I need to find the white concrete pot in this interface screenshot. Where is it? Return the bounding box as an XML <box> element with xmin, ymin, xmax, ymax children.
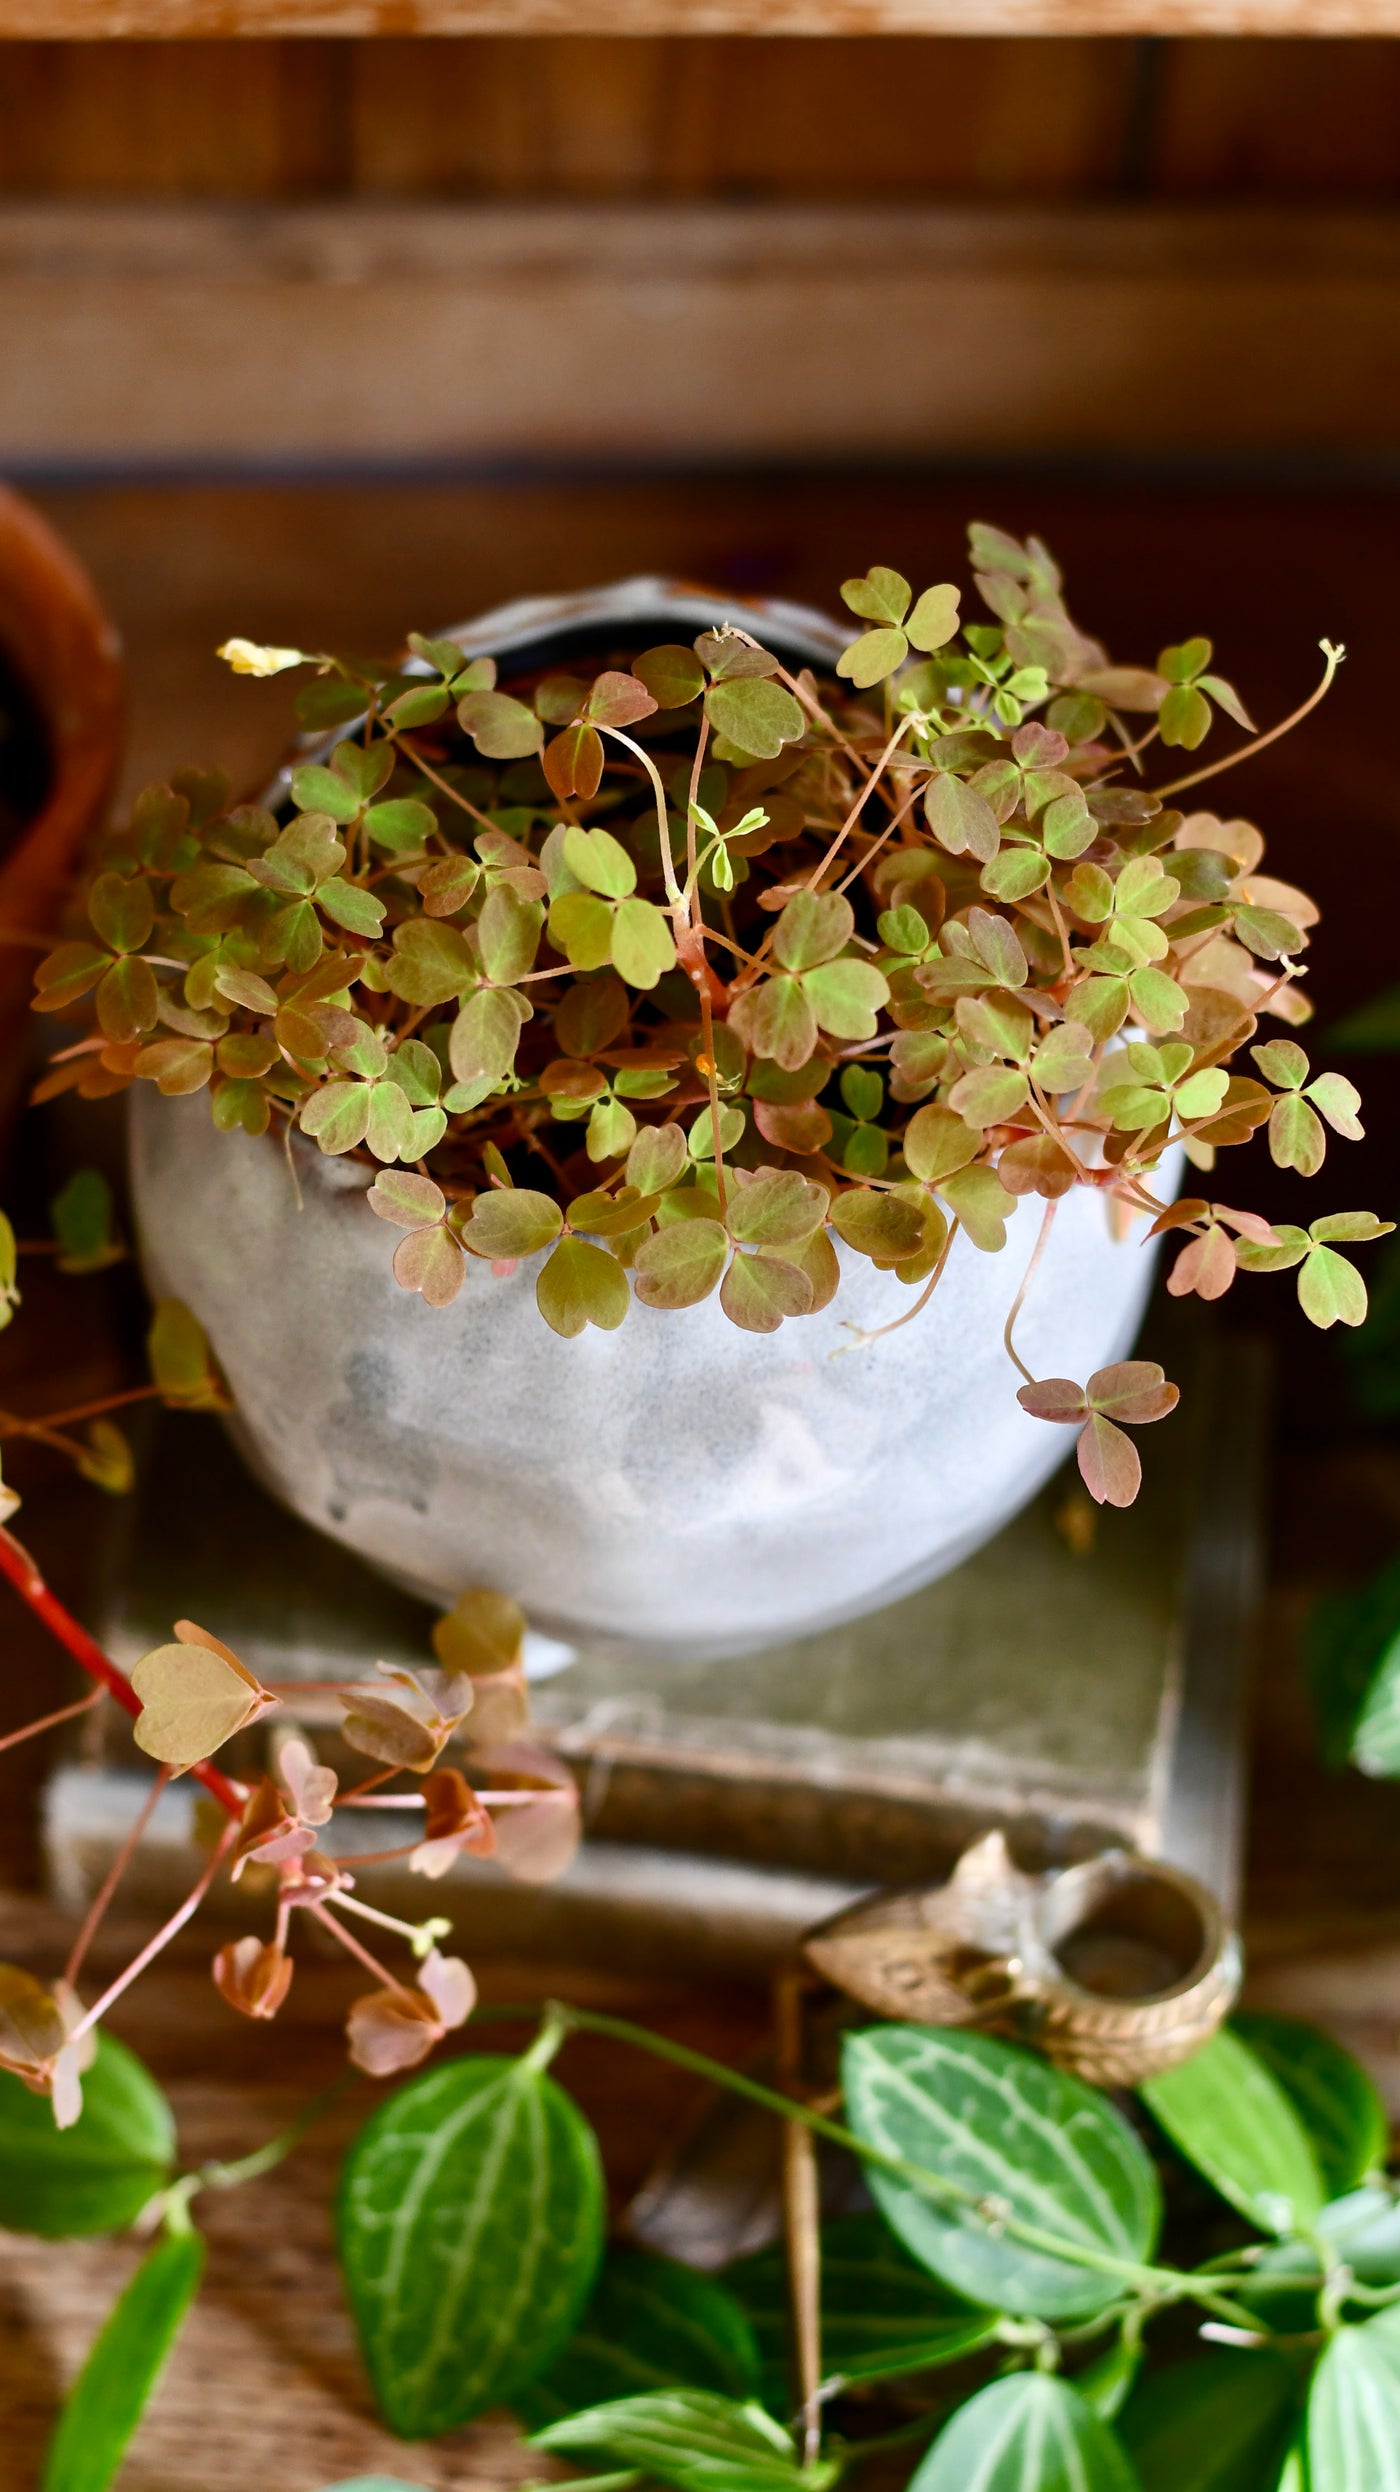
<box><xmin>129</xmin><ymin>580</ymin><xmax>1172</xmax><ymax>1662</ymax></box>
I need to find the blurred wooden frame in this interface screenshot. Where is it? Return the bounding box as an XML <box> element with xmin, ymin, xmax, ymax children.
<box><xmin>4</xmin><ymin>1</ymin><xmax>1400</xmax><ymax>33</ymax></box>
<box><xmin>0</xmin><ymin>200</ymin><xmax>1398</xmax><ymax>465</ymax></box>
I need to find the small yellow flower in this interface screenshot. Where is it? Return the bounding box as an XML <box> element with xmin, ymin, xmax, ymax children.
<box><xmin>216</xmin><ymin>638</ymin><xmax>306</xmax><ymax>678</ymax></box>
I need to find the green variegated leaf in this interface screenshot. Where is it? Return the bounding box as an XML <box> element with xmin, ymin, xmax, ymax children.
<box><xmin>1120</xmin><ymin>2349</ymin><xmax>1296</xmax><ymax>2492</ymax></box>
<box><xmin>338</xmin><ymin>2053</ymin><xmax>604</xmax><ymax>2438</ymax></box>
<box><xmin>515</xmin><ymin>2250</ymin><xmax>761</xmax><ymax>2428</ymax></box>
<box><xmin>533</xmin><ymin>2390</ymin><xmax>823</xmax><ymax>2492</ymax></box>
<box><xmin>41</xmin><ymin>2225</ymin><xmax>205</xmax><ymax>2492</ymax></box>
<box><xmin>1231</xmin><ymin>2013</ymin><xmax>1388</xmax><ymax>2196</ymax></box>
<box><xmin>841</xmin><ymin>2026</ymin><xmax>1160</xmax><ymax>2321</ymax></box>
<box><xmin>725</xmin><ymin>2213</ymin><xmax>996</xmax><ymax>2393</ymax></box>
<box><xmin>1308</xmin><ymin>2307</ymin><xmax>1400</xmax><ymax>2492</ymax></box>
<box><xmin>0</xmin><ymin>2033</ymin><xmax>174</xmax><ymax>2238</ymax></box>
<box><xmin>910</xmin><ymin>2373</ymin><xmax>1140</xmax><ymax>2492</ymax></box>
<box><xmin>924</xmin><ymin>771</ymin><xmax>1001</xmax><ymax>866</ymax></box>
<box><xmin>1141</xmin><ymin>2027</ymin><xmax>1325</xmax><ymax>2235</ymax></box>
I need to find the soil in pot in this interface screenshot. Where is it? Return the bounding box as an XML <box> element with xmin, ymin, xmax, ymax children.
<box><xmin>0</xmin><ymin>644</ymin><xmax>52</xmax><ymax>858</ymax></box>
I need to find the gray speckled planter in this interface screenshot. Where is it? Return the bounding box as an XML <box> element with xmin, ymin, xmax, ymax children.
<box><xmin>129</xmin><ymin>577</ymin><xmax>1172</xmax><ymax>1662</ymax></box>
<box><xmin>131</xmin><ymin>1089</ymin><xmax>1169</xmax><ymax>1662</ymax></box>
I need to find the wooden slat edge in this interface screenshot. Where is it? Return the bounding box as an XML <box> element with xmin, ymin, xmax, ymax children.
<box><xmin>2</xmin><ymin>201</ymin><xmax>1399</xmax><ymax>462</ymax></box>
<box><xmin>5</xmin><ymin>0</ymin><xmax>1400</xmax><ymax>33</ymax></box>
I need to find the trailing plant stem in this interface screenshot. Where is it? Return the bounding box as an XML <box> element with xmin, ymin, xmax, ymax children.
<box><xmin>538</xmin><ymin>2001</ymin><xmax>1244</xmax><ymax>2313</ymax></box>
<box><xmin>1152</xmin><ymin>640</ymin><xmax>1344</xmax><ymax>800</ymax></box>
<box><xmin>0</xmin><ymin>1528</ymin><xmax>243</xmax><ymax>1816</ymax></box>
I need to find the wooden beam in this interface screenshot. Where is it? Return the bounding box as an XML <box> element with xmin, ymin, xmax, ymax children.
<box><xmin>1</xmin><ymin>202</ymin><xmax>1398</xmax><ymax>465</ymax></box>
<box><xmin>3</xmin><ymin>0</ymin><xmax>1400</xmax><ymax>34</ymax></box>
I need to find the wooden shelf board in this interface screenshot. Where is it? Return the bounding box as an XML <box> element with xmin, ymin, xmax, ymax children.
<box><xmin>0</xmin><ymin>200</ymin><xmax>1398</xmax><ymax>464</ymax></box>
<box><xmin>4</xmin><ymin>1</ymin><xmax>1400</xmax><ymax>38</ymax></box>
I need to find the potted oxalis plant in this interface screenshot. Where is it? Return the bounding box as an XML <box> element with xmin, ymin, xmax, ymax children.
<box><xmin>0</xmin><ymin>526</ymin><xmax>1394</xmax><ymax>2491</ymax></box>
<box><xmin>26</xmin><ymin>528</ymin><xmax>1387</xmax><ymax>1656</ymax></box>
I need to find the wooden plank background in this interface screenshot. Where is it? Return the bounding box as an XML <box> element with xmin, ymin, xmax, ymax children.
<box><xmin>4</xmin><ymin>199</ymin><xmax>1400</xmax><ymax>463</ymax></box>
<box><xmin>3</xmin><ymin>37</ymin><xmax>1400</xmax><ymax>199</ymax></box>
<box><xmin>5</xmin><ymin>3</ymin><xmax>1400</xmax><ymax>36</ymax></box>
<box><xmin>0</xmin><ymin>36</ymin><xmax>1395</xmax><ymax>464</ymax></box>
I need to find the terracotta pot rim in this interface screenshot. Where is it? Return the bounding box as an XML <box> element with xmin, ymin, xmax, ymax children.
<box><xmin>0</xmin><ymin>483</ymin><xmax>123</xmax><ymax>926</ymax></box>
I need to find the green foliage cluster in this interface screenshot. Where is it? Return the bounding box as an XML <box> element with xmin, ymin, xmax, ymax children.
<box><xmin>7</xmin><ymin>1997</ymin><xmax>1398</xmax><ymax>2492</ymax></box>
<box><xmin>30</xmin><ymin>529</ymin><xmax>1378</xmax><ymax>1506</ymax></box>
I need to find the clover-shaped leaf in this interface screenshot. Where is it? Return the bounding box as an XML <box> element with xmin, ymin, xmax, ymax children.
<box><xmin>633</xmin><ymin>643</ymin><xmax>706</xmax><ymax>709</ymax></box>
<box><xmin>838</xmin><ymin>571</ymin><xmax>961</xmax><ymax>687</ymax></box>
<box><xmin>1251</xmin><ymin>1041</ymin><xmax>1363</xmax><ymax>1175</ymax></box>
<box><xmin>730</xmin><ymin>891</ymin><xmax>889</xmax><ymax>1072</ymax></box>
<box><xmin>1156</xmin><ymin>637</ymin><xmax>1254</xmax><ymax>750</ymax></box>
<box><xmin>341</xmin><ymin>1661</ymin><xmax>474</xmax><ymax>1772</ymax></box>
<box><xmin>1018</xmin><ymin>1359</ymin><xmax>1178</xmax><ymax>1507</ymax></box>
<box><xmin>457</xmin><ymin>689</ymin><xmax>544</xmax><ymax>761</ymax></box>
<box><xmin>132</xmin><ymin>1620</ymin><xmax>270</xmax><ymax>1768</ymax></box>
<box><xmin>634</xmin><ymin>1218</ymin><xmax>731</xmax><ymax>1310</ymax></box>
<box><xmin>1236</xmin><ymin>1212</ymin><xmax>1394</xmax><ymax>1329</ymax></box>
<box><xmin>536</xmin><ymin>1236</ymin><xmax>631</xmax><ymax>1336</ymax></box>
<box><xmin>1158</xmin><ymin>1201</ymin><xmax>1277</xmax><ymax>1302</ymax></box>
<box><xmin>460</xmin><ymin>1188</ymin><xmax>564</xmax><ymax>1262</ymax></box>
<box><xmin>704</xmin><ymin>676</ymin><xmax>806</xmax><ymax>761</ymax></box>
<box><xmin>147</xmin><ymin>1298</ymin><xmax>229</xmax><ymax>1411</ymax></box>
<box><xmin>924</xmin><ymin>772</ymin><xmax>1000</xmax><ymax>865</ymax></box>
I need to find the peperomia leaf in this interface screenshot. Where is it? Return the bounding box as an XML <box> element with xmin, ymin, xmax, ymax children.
<box><xmin>0</xmin><ymin>2031</ymin><xmax>174</xmax><ymax>2237</ymax></box>
<box><xmin>514</xmin><ymin>2249</ymin><xmax>762</xmax><ymax>2428</ymax></box>
<box><xmin>338</xmin><ymin>2051</ymin><xmax>605</xmax><ymax>2438</ymax></box>
<box><xmin>725</xmin><ymin>2213</ymin><xmax>996</xmax><ymax>2394</ymax></box>
<box><xmin>1308</xmin><ymin>2305</ymin><xmax>1400</xmax><ymax>2491</ymax></box>
<box><xmin>1231</xmin><ymin>2012</ymin><xmax>1388</xmax><ymax>2198</ymax></box>
<box><xmin>315</xmin><ymin>2481</ymin><xmax>431</xmax><ymax>2491</ymax></box>
<box><xmin>1140</xmin><ymin>2027</ymin><xmax>1325</xmax><ymax>2235</ymax></box>
<box><xmin>841</xmin><ymin>2026</ymin><xmax>1160</xmax><ymax>2321</ymax></box>
<box><xmin>533</xmin><ymin>2389</ymin><xmax>829</xmax><ymax>2492</ymax></box>
<box><xmin>909</xmin><ymin>2372</ymin><xmax>1139</xmax><ymax>2492</ymax></box>
<box><xmin>41</xmin><ymin>2224</ymin><xmax>204</xmax><ymax>2492</ymax></box>
<box><xmin>1120</xmin><ymin>2348</ymin><xmax>1296</xmax><ymax>2492</ymax></box>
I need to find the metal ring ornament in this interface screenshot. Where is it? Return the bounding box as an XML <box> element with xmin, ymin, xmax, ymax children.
<box><xmin>802</xmin><ymin>1833</ymin><xmax>1241</xmax><ymax>2087</ymax></box>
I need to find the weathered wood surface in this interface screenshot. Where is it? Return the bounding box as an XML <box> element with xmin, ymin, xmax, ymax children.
<box><xmin>4</xmin><ymin>2</ymin><xmax>1400</xmax><ymax>36</ymax></box>
<box><xmin>3</xmin><ymin>39</ymin><xmax>1400</xmax><ymax>204</ymax></box>
<box><xmin>3</xmin><ymin>201</ymin><xmax>1400</xmax><ymax>462</ymax></box>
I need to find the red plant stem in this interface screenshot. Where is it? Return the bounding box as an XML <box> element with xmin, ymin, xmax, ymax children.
<box><xmin>65</xmin><ymin>1820</ymin><xmax>239</xmax><ymax>2051</ymax></box>
<box><xmin>0</xmin><ymin>1528</ymin><xmax>244</xmax><ymax>1818</ymax></box>
<box><xmin>309</xmin><ymin>1899</ymin><xmax>418</xmax><ymax>2000</ymax></box>
<box><xmin>64</xmin><ymin>1766</ymin><xmax>170</xmax><ymax>1989</ymax></box>
<box><xmin>0</xmin><ymin>1683</ymin><xmax>103</xmax><ymax>1754</ymax></box>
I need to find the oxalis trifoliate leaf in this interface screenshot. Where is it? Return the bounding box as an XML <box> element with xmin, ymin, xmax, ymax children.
<box><xmin>337</xmin><ymin>2049</ymin><xmax>605</xmax><ymax>2438</ymax></box>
